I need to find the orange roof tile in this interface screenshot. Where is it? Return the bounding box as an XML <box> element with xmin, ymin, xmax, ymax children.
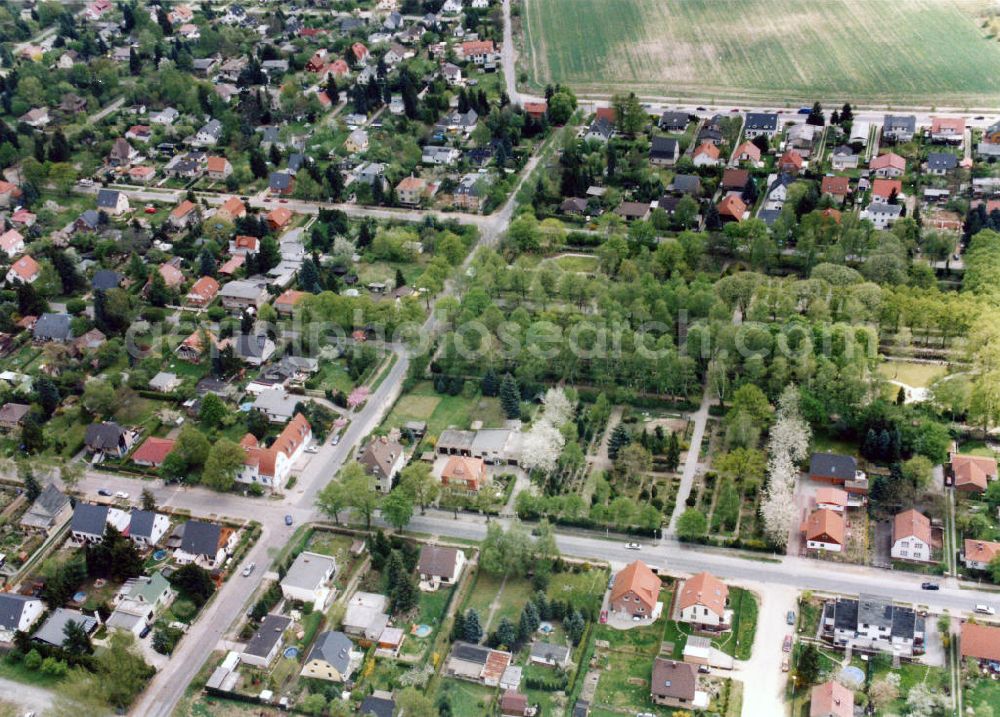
<box><xmin>678</xmin><ymin>571</ymin><xmax>728</xmax><ymax>616</ymax></box>
<box><xmin>961</xmin><ymin>621</ymin><xmax>1000</xmax><ymax>662</ymax></box>
<box><xmin>952</xmin><ymin>454</ymin><xmax>997</xmax><ymax>491</ymax></box>
<box><xmin>610</xmin><ymin>560</ymin><xmax>661</xmax><ymax>612</ymax></box>
<box><xmin>803</xmin><ymin>508</ymin><xmax>845</xmax><ymax>545</ymax></box>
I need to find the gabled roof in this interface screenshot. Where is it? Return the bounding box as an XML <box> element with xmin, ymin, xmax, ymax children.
<box><xmin>733</xmin><ymin>141</ymin><xmax>761</xmax><ymax>161</ymax></box>
<box><xmin>678</xmin><ymin>572</ymin><xmax>728</xmax><ymax>616</ymax></box>
<box><xmin>9</xmin><ymin>255</ymin><xmax>40</xmax><ymax>281</ymax></box>
<box><xmin>418</xmin><ymin>544</ymin><xmax>462</xmax><ymax>578</ymax></box>
<box><xmin>809</xmin><ymin>680</ymin><xmax>853</xmax><ymax>717</ymax></box>
<box><xmin>305</xmin><ymin>630</ymin><xmax>354</xmax><ymax>673</ymax></box>
<box><xmin>952</xmin><ymin>454</ymin><xmax>997</xmax><ymax>491</ymax></box>
<box><xmin>815</xmin><ymin>487</ymin><xmax>848</xmax><ymax>507</ymax></box>
<box><xmin>869</xmin><ymin>152</ymin><xmax>905</xmax><ymax>172</ymax></box>
<box><xmin>651</xmin><ymin>658</ymin><xmax>697</xmax><ymax>700</ymax></box>
<box><xmin>961</xmin><ymin>621</ymin><xmax>1000</xmax><ymax>662</ymax></box>
<box><xmin>721</xmin><ymin>168</ymin><xmax>749</xmax><ymax>189</ymax></box>
<box><xmin>803</xmin><ymin>508</ymin><xmax>845</xmax><ymax>545</ymax></box>
<box><xmin>34</xmin><ymin>608</ymin><xmax>97</xmax><ymax>646</ymax></box>
<box><xmin>179</xmin><ymin>520</ymin><xmax>222</xmax><ymax>556</ymax></box>
<box><xmin>131</xmin><ymin>436</ymin><xmax>175</xmax><ymax>465</ymax></box>
<box><xmin>744</xmin><ymin>112</ymin><xmax>778</xmax><ymax>131</ymax></box>
<box><xmin>33</xmin><ymin>313</ymin><xmax>72</xmax><ymax>341</ymax></box>
<box><xmin>21</xmin><ymin>484</ymin><xmax>69</xmax><ymax>528</ymax></box>
<box><xmin>71</xmin><ymin>503</ymin><xmax>109</xmax><ymax>536</ymax></box>
<box><xmin>360</xmin><ymin>436</ymin><xmax>403</xmax><ymax>478</ymax></box>
<box><xmin>128</xmin><ymin>509</ymin><xmax>162</xmax><ymax>539</ymax></box>
<box><xmin>871</xmin><ymin>178</ymin><xmax>902</xmax><ymax>197</ymax></box>
<box><xmin>821</xmin><ymin>176</ymin><xmax>850</xmax><ymax>196</ymax></box>
<box><xmin>96</xmin><ymin>188</ymin><xmax>123</xmax><ymax>208</ymax></box>
<box><xmin>893</xmin><ymin>508</ymin><xmax>931</xmax><ymax>545</ymax></box>
<box><xmin>0</xmin><ymin>593</ymin><xmax>39</xmax><ymax>630</ymax></box>
<box><xmin>610</xmin><ymin>560</ymin><xmax>660</xmax><ymax>611</ymax></box>
<box><xmin>716</xmin><ymin>194</ymin><xmax>746</xmax><ymax>220</ymax></box>
<box><xmin>188</xmin><ymin>275</ymin><xmax>220</xmax><ymax>300</ymax></box>
<box><xmin>85</xmin><ymin>422</ymin><xmax>125</xmax><ymax>451</ymax></box>
<box><xmin>92</xmin><ymin>269</ymin><xmax>122</xmax><ymax>290</ymax></box>
<box><xmin>809</xmin><ymin>452</ymin><xmax>856</xmax><ymax>478</ymax></box>
<box><xmin>693</xmin><ymin>142</ymin><xmax>720</xmax><ymax>160</ymax></box>
<box><xmin>245</xmin><ymin>613</ymin><xmax>291</xmax><ymax>658</ymax></box>
<box><xmin>964</xmin><ymin>538</ymin><xmax>1000</xmax><ymax>564</ymax></box>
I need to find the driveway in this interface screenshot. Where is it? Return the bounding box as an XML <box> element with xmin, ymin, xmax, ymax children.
<box><xmin>872</xmin><ymin>519</ymin><xmax>893</xmax><ymax>569</ymax></box>
<box><xmin>733</xmin><ymin>584</ymin><xmax>797</xmax><ymax>717</ymax></box>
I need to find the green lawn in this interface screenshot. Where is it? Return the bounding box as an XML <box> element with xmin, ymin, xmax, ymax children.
<box><xmin>878</xmin><ymin>360</ymin><xmax>948</xmax><ymax>389</ymax></box>
<box><xmin>966</xmin><ymin>674</ymin><xmax>1000</xmax><ymax>714</ymax></box>
<box><xmin>547</xmin><ymin>567</ymin><xmax>609</xmax><ymax>618</ymax></box>
<box><xmin>383</xmin><ymin>382</ymin><xmax>507</xmax><ymax>438</ymax></box>
<box><xmin>523</xmin><ymin>0</ymin><xmax>1000</xmax><ymax>104</ymax></box>
<box><xmin>548</xmin><ymin>254</ymin><xmax>599</xmax><ymax>273</ymax></box>
<box><xmin>436</xmin><ymin>678</ymin><xmax>497</xmax><ymax>715</ymax></box>
<box><xmin>461</xmin><ymin>571</ymin><xmax>536</xmax><ymax>633</ymax></box>
<box><xmin>304</xmin><ymin>360</ymin><xmax>355</xmax><ymax>394</ymax></box>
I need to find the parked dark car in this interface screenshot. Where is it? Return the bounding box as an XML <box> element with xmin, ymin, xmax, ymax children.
<box><xmin>921</xmin><ymin>582</ymin><xmax>940</xmax><ymax>590</ymax></box>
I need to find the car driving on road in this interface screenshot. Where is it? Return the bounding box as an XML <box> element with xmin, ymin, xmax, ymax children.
<box><xmin>921</xmin><ymin>582</ymin><xmax>939</xmax><ymax>590</ymax></box>
<box><xmin>242</xmin><ymin>562</ymin><xmax>255</xmax><ymax>577</ymax></box>
<box><xmin>624</xmin><ymin>542</ymin><xmax>641</xmax><ymax>550</ymax></box>
<box><xmin>97</xmin><ymin>488</ymin><xmax>112</xmax><ymax>496</ymax></box>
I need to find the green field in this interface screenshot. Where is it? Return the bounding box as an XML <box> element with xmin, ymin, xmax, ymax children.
<box><xmin>522</xmin><ymin>0</ymin><xmax>1000</xmax><ymax>104</ymax></box>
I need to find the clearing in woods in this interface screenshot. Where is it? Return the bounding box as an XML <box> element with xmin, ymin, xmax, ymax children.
<box><xmin>521</xmin><ymin>0</ymin><xmax>1000</xmax><ymax>105</ymax></box>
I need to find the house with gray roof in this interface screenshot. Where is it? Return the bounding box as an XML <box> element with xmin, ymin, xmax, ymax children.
<box><xmin>252</xmin><ymin>388</ymin><xmax>300</xmax><ymax>423</ymax></box>
<box><xmin>96</xmin><ymin>188</ymin><xmax>129</xmax><ymax>215</ymax></box>
<box><xmin>218</xmin><ymin>279</ymin><xmax>268</xmax><ymax>311</ymax></box>
<box><xmin>70</xmin><ymin>502</ymin><xmax>130</xmax><ymax>544</ymax></box>
<box><xmin>281</xmin><ymin>551</ymin><xmax>337</xmax><ymax>609</ymax></box>
<box><xmin>84</xmin><ymin>421</ymin><xmax>132</xmax><ymax>457</ymax></box>
<box><xmin>0</xmin><ymin>593</ymin><xmax>44</xmax><ymax>641</ymax></box>
<box><xmin>822</xmin><ymin>594</ymin><xmax>924</xmax><ymax>656</ymax></box>
<box><xmin>243</xmin><ymin>613</ymin><xmax>292</xmax><ymax>667</ymax></box>
<box><xmin>231</xmin><ymin>334</ymin><xmax>276</xmax><ymax>366</ymax></box>
<box><xmin>417</xmin><ymin>545</ymin><xmax>466</xmax><ymax>589</ymax></box>
<box><xmin>174</xmin><ymin>519</ymin><xmax>235</xmax><ymax>569</ymax></box>
<box><xmin>33</xmin><ymin>608</ymin><xmax>98</xmax><ymax>647</ymax></box>
<box><xmin>32</xmin><ymin>313</ymin><xmax>73</xmax><ymax>343</ymax></box>
<box><xmin>193</xmin><ymin>119</ymin><xmax>223</xmax><ymax>146</ymax></box>
<box><xmin>359</xmin><ymin>694</ymin><xmax>395</xmax><ymax>717</ymax></box>
<box><xmin>301</xmin><ymin>630</ymin><xmax>359</xmax><ymax>682</ymax></box>
<box><xmin>925</xmin><ymin>152</ymin><xmax>958</xmax><ymax>175</ymax></box>
<box><xmin>128</xmin><ymin>509</ymin><xmax>170</xmax><ymax>547</ymax></box>
<box><xmin>530</xmin><ymin>641</ymin><xmax>572</xmax><ymax>668</ymax></box>
<box><xmin>743</xmin><ymin>112</ymin><xmax>779</xmax><ymax>138</ymax></box>
<box><xmin>91</xmin><ymin>269</ymin><xmax>122</xmax><ymax>291</ymax></box>
<box><xmin>659</xmin><ymin>111</ymin><xmax>689</xmax><ymax>132</ymax></box>
<box><xmin>20</xmin><ymin>483</ymin><xmax>71</xmax><ymax>535</ymax></box>
<box><xmin>883</xmin><ymin>114</ymin><xmax>916</xmax><ymax>143</ymax></box>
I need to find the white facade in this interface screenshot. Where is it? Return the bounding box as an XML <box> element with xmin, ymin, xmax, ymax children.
<box><xmin>806</xmin><ymin>538</ymin><xmax>843</xmax><ymax>553</ymax></box>
<box><xmin>891</xmin><ymin>535</ymin><xmax>931</xmax><ymax>562</ymax></box>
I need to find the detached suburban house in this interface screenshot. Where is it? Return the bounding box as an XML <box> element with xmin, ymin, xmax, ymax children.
<box><xmin>417</xmin><ymin>545</ymin><xmax>467</xmax><ymax>590</ymax></box>
<box><xmin>650</xmin><ymin>659</ymin><xmax>707</xmax><ymax>710</ymax></box>
<box><xmin>949</xmin><ymin>454</ymin><xmax>997</xmax><ymax>493</ymax></box>
<box><xmin>809</xmin><ymin>680</ymin><xmax>853</xmax><ymax>717</ymax></box>
<box><xmin>609</xmin><ymin>560</ymin><xmax>662</xmax><ymax>621</ymax></box>
<box><xmin>70</xmin><ymin>503</ymin><xmax>130</xmax><ymax>544</ymax></box>
<box><xmin>84</xmin><ymin>421</ymin><xmax>133</xmax><ymax>458</ymax></box>
<box><xmin>963</xmin><ymin>539</ymin><xmax>1000</xmax><ymax>571</ymax></box>
<box><xmin>128</xmin><ymin>509</ymin><xmax>170</xmax><ymax>548</ymax></box>
<box><xmin>174</xmin><ymin>520</ymin><xmax>236</xmax><ymax>569</ymax></box>
<box><xmin>20</xmin><ymin>484</ymin><xmax>71</xmax><ymax>535</ymax></box>
<box><xmin>743</xmin><ymin>112</ymin><xmax>779</xmax><ymax>139</ymax></box>
<box><xmin>280</xmin><ymin>551</ymin><xmax>337</xmax><ymax>610</ymax></box>
<box><xmin>890</xmin><ymin>509</ymin><xmax>933</xmax><ymax>563</ymax></box>
<box><xmin>803</xmin><ymin>509</ymin><xmax>845</xmax><ymax>552</ymax></box>
<box><xmin>300</xmin><ymin>630</ymin><xmax>360</xmax><ymax>682</ymax></box>
<box><xmin>960</xmin><ymin>621</ymin><xmax>1000</xmax><ymax>672</ymax></box>
<box><xmin>359</xmin><ymin>436</ymin><xmax>405</xmax><ymax>493</ymax></box>
<box><xmin>0</xmin><ymin>593</ymin><xmax>44</xmax><ymax>642</ymax></box>
<box><xmin>445</xmin><ymin>641</ymin><xmax>513</xmax><ymax>686</ymax></box>
<box><xmin>649</xmin><ymin>137</ymin><xmax>679</xmax><ymax>166</ymax></box>
<box><xmin>677</xmin><ymin>572</ymin><xmax>731</xmax><ymax>632</ymax></box>
<box><xmin>242</xmin><ymin>614</ymin><xmax>292</xmax><ymax>668</ymax></box>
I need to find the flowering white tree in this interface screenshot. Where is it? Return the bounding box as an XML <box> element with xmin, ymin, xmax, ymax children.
<box><xmin>519</xmin><ymin>388</ymin><xmax>573</xmax><ymax>474</ymax></box>
<box><xmin>761</xmin><ymin>386</ymin><xmax>812</xmax><ymax>547</ymax></box>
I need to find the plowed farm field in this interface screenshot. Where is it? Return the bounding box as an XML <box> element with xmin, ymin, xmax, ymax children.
<box><xmin>521</xmin><ymin>0</ymin><xmax>1000</xmax><ymax>105</ymax></box>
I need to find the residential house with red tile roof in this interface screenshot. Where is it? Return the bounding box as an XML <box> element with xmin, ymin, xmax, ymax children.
<box><xmin>692</xmin><ymin>142</ymin><xmax>721</xmax><ymax>167</ymax></box>
<box><xmin>441</xmin><ymin>455</ymin><xmax>487</xmax><ymax>494</ymax></box>
<box><xmin>169</xmin><ymin>200</ymin><xmax>198</xmax><ymax>228</ymax></box>
<box><xmin>186</xmin><ymin>276</ymin><xmax>220</xmax><ymax>307</ymax></box>
<box><xmin>950</xmin><ymin>454</ymin><xmax>997</xmax><ymax>492</ymax></box>
<box><xmin>820</xmin><ymin>176</ymin><xmax>850</xmax><ymax>202</ymax></box>
<box><xmin>6</xmin><ymin>255</ymin><xmax>40</xmax><ymax>285</ymax></box>
<box><xmin>809</xmin><ymin>680</ymin><xmax>853</xmax><ymax>717</ymax></box>
<box><xmin>238</xmin><ymin>413</ymin><xmax>312</xmax><ymax>490</ymax></box>
<box><xmin>869</xmin><ymin>152</ymin><xmax>906</xmax><ymax>178</ymax></box>
<box><xmin>803</xmin><ymin>509</ymin><xmax>845</xmax><ymax>552</ymax></box>
<box><xmin>216</xmin><ymin>196</ymin><xmax>247</xmax><ymax>222</ymax></box>
<box><xmin>871</xmin><ymin>178</ymin><xmax>902</xmax><ymax>203</ymax></box>
<box><xmin>717</xmin><ymin>194</ymin><xmax>747</xmax><ymax>223</ymax></box>
<box><xmin>0</xmin><ymin>229</ymin><xmax>25</xmax><ymax>257</ymax></box>
<box><xmin>275</xmin><ymin>289</ymin><xmax>309</xmax><ymax>315</ymax></box>
<box><xmin>610</xmin><ymin>560</ymin><xmax>662</xmax><ymax>619</ymax></box>
<box><xmin>206</xmin><ymin>156</ymin><xmax>233</xmax><ymax>180</ymax></box>
<box><xmin>266</xmin><ymin>207</ymin><xmax>293</xmax><ymax>230</ymax></box>
<box><xmin>778</xmin><ymin>149</ymin><xmax>803</xmax><ymax>174</ymax></box>
<box><xmin>890</xmin><ymin>509</ymin><xmax>933</xmax><ymax>563</ymax></box>
<box><xmin>229</xmin><ymin>235</ymin><xmax>260</xmax><ymax>256</ymax></box>
<box><xmin>131</xmin><ymin>437</ymin><xmax>176</xmax><ymax>467</ymax></box>
<box><xmin>677</xmin><ymin>572</ymin><xmax>730</xmax><ymax>632</ymax></box>
<box><xmin>963</xmin><ymin>538</ymin><xmax>1000</xmax><ymax>570</ymax></box>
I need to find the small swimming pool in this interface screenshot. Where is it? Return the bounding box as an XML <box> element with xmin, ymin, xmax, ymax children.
<box><xmin>413</xmin><ymin>624</ymin><xmax>432</xmax><ymax>638</ymax></box>
<box><xmin>72</xmin><ymin>591</ymin><xmax>86</xmax><ymax>603</ymax></box>
<box><xmin>840</xmin><ymin>665</ymin><xmax>865</xmax><ymax>688</ymax></box>
<box><xmin>283</xmin><ymin>646</ymin><xmax>300</xmax><ymax>659</ymax></box>
<box><xmin>152</xmin><ymin>549</ymin><xmax>167</xmax><ymax>561</ymax></box>
<box><xmin>538</xmin><ymin>622</ymin><xmax>554</xmax><ymax>634</ymax></box>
